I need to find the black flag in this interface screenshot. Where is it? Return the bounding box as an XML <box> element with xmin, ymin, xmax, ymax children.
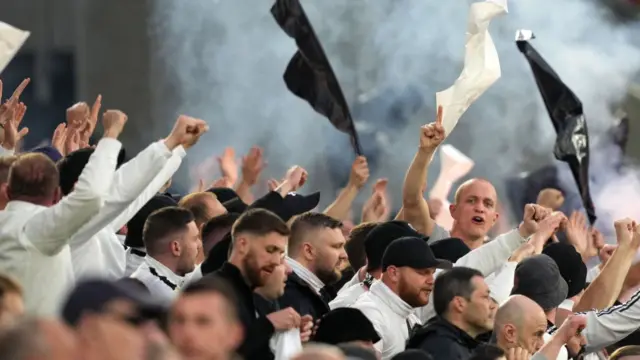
<box><xmin>516</xmin><ymin>36</ymin><xmax>597</xmax><ymax>224</ymax></box>
<box><xmin>271</xmin><ymin>0</ymin><xmax>362</xmax><ymax>155</ymax></box>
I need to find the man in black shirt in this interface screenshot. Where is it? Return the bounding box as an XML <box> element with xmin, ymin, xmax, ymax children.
<box><xmin>212</xmin><ymin>208</ymin><xmax>302</xmax><ymax>360</ymax></box>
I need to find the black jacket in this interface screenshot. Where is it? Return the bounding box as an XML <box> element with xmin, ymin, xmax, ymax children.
<box><xmin>406</xmin><ymin>316</ymin><xmax>480</xmax><ymax>360</ymax></box>
<box><xmin>212</xmin><ymin>262</ymin><xmax>275</xmax><ymax>360</ymax></box>
<box><xmin>277</xmin><ymin>272</ymin><xmax>331</xmax><ymax>321</ymax></box>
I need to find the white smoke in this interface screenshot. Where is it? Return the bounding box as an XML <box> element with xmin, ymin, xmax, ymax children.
<box><xmin>150</xmin><ymin>0</ymin><xmax>640</xmax><ymax>226</ymax></box>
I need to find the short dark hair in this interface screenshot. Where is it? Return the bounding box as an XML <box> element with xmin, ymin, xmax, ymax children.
<box><xmin>0</xmin><ymin>155</ymin><xmax>17</xmax><ymax>184</ymax></box>
<box><xmin>231</xmin><ymin>208</ymin><xmax>290</xmax><ymax>242</ymax></box>
<box><xmin>346</xmin><ymin>222</ymin><xmax>377</xmax><ymax>270</ymax></box>
<box><xmin>143</xmin><ymin>207</ymin><xmax>195</xmax><ymax>256</ymax></box>
<box><xmin>181</xmin><ymin>276</ymin><xmax>239</xmax><ymax>320</ymax></box>
<box><xmin>7</xmin><ymin>153</ymin><xmax>59</xmax><ymax>199</ymax></box>
<box><xmin>469</xmin><ymin>344</ymin><xmax>505</xmax><ymax>360</ymax></box>
<box><xmin>432</xmin><ymin>266</ymin><xmax>483</xmax><ymax>316</ymax></box>
<box><xmin>202</xmin><ymin>213</ymin><xmax>240</xmax><ymax>255</ymax></box>
<box><xmin>289</xmin><ymin>212</ymin><xmax>342</xmax><ymax>254</ymax></box>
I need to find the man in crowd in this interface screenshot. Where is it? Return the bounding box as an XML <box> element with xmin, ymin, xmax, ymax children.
<box><xmin>352</xmin><ymin>236</ymin><xmax>451</xmax><ymax>359</ymax></box>
<box><xmin>0</xmin><ymin>109</ymin><xmax>127</xmax><ymax>315</ymax></box>
<box><xmin>169</xmin><ymin>277</ymin><xmax>244</xmax><ymax>360</ymax></box>
<box><xmin>281</xmin><ymin>212</ymin><xmax>347</xmax><ymax>320</ymax></box>
<box><xmin>212</xmin><ymin>208</ymin><xmax>302</xmax><ymax>360</ymax></box>
<box><xmin>131</xmin><ymin>207</ymin><xmax>201</xmax><ymax>304</ymax></box>
<box><xmin>407</xmin><ymin>267</ymin><xmax>496</xmax><ymax>359</ymax></box>
<box><xmin>493</xmin><ymin>295</ymin><xmax>548</xmax><ymax>354</ymax></box>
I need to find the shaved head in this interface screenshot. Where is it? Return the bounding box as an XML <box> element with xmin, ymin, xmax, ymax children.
<box><xmin>494</xmin><ymin>295</ymin><xmax>547</xmax><ymax>353</ymax></box>
<box><xmin>450</xmin><ymin>178</ymin><xmax>499</xmax><ymax>247</ymax></box>
<box><xmin>453</xmin><ymin>178</ymin><xmax>496</xmax><ymax>205</ymax></box>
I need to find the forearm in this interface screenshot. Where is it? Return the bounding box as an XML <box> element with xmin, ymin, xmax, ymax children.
<box><xmin>574</xmin><ymin>243</ymin><xmax>636</xmax><ymax>312</ymax></box>
<box><xmin>324</xmin><ymin>184</ymin><xmax>358</xmax><ymax>221</ymax></box>
<box><xmin>234</xmin><ymin>180</ymin><xmax>255</xmax><ymax>205</ymax></box>
<box><xmin>402</xmin><ymin>148</ymin><xmax>433</xmax><ymax>207</ymax></box>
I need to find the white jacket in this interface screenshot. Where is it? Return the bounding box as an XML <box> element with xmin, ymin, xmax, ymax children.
<box><xmin>131</xmin><ymin>256</ymin><xmax>183</xmax><ymax>305</ymax></box>
<box><xmin>70</xmin><ymin>143</ymin><xmax>185</xmax><ymax>280</ymax></box>
<box><xmin>0</xmin><ymin>138</ymin><xmax>121</xmax><ymax>316</ymax></box>
<box><xmin>351</xmin><ymin>281</ymin><xmax>420</xmax><ymax>360</ymax></box>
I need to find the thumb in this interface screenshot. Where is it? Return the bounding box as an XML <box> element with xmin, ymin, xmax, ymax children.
<box><xmin>524</xmin><ymin>204</ymin><xmax>535</xmax><ymax>219</ymax></box>
<box><xmin>18</xmin><ymin>127</ymin><xmax>29</xmax><ymax>138</ymax></box>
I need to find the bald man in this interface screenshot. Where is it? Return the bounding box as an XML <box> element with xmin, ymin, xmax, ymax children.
<box><xmin>493</xmin><ymin>295</ymin><xmax>548</xmax><ymax>354</ymax></box>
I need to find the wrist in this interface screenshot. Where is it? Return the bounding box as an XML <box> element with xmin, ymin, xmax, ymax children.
<box><xmin>163</xmin><ymin>136</ymin><xmax>179</xmax><ymax>150</ymax></box>
<box><xmin>276</xmin><ymin>180</ymin><xmax>294</xmax><ymax>197</ymax></box>
<box><xmin>417</xmin><ymin>147</ymin><xmax>437</xmax><ymax>156</ymax></box>
<box><xmin>344</xmin><ymin>182</ymin><xmax>362</xmax><ymax>191</ymax></box>
<box><xmin>103</xmin><ymin>129</ymin><xmax>121</xmax><ymax>139</ymax></box>
<box><xmin>518</xmin><ymin>223</ymin><xmax>532</xmax><ymax>239</ymax></box>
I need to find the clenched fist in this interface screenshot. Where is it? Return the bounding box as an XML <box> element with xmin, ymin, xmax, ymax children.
<box><xmin>165</xmin><ymin>115</ymin><xmax>209</xmax><ymax>150</ymax></box>
<box><xmin>102</xmin><ymin>110</ymin><xmax>128</xmax><ymax>139</ymax></box>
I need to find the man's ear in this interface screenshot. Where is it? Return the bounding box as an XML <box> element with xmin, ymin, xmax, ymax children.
<box><xmin>449</xmin><ymin>203</ymin><xmax>457</xmax><ymax>217</ymax></box>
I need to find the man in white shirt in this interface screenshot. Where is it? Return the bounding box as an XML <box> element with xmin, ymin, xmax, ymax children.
<box><xmin>351</xmin><ymin>236</ymin><xmax>452</xmax><ymax>359</ymax></box>
<box><xmin>0</xmin><ymin>109</ymin><xmax>127</xmax><ymax>316</ymax></box>
<box><xmin>61</xmin><ymin>114</ymin><xmax>205</xmax><ymax>280</ymax></box>
<box><xmin>124</xmin><ymin>194</ymin><xmax>179</xmax><ymax>276</ymax></box>
<box><xmin>131</xmin><ymin>206</ymin><xmax>201</xmax><ymax>304</ymax></box>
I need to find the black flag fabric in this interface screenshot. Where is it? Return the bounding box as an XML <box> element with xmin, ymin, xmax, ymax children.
<box><xmin>271</xmin><ymin>0</ymin><xmax>362</xmax><ymax>155</ymax></box>
<box><xmin>516</xmin><ymin>36</ymin><xmax>597</xmax><ymax>224</ymax></box>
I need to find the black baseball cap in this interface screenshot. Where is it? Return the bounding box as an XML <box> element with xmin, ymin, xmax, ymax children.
<box><xmin>382</xmin><ymin>237</ymin><xmax>452</xmax><ymax>271</ymax></box>
<box><xmin>365</xmin><ymin>221</ymin><xmax>427</xmax><ymax>270</ymax></box>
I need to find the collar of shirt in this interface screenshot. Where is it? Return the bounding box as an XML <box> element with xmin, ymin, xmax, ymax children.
<box><xmin>4</xmin><ymin>200</ymin><xmax>44</xmax><ymax>212</ymax></box>
<box><xmin>286</xmin><ymin>257</ymin><xmax>324</xmax><ymax>294</ymax></box>
<box><xmin>369</xmin><ymin>281</ymin><xmax>414</xmax><ymax>318</ymax></box>
<box><xmin>145</xmin><ymin>255</ymin><xmax>184</xmax><ymax>288</ymax></box>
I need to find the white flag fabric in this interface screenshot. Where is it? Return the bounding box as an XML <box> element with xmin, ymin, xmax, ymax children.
<box><xmin>0</xmin><ymin>22</ymin><xmax>30</xmax><ymax>74</ymax></box>
<box><xmin>436</xmin><ymin>0</ymin><xmax>507</xmax><ymax>137</ymax></box>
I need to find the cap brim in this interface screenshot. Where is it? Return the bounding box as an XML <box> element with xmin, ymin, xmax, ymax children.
<box><xmin>434</xmin><ymin>259</ymin><xmax>453</xmax><ymax>270</ymax></box>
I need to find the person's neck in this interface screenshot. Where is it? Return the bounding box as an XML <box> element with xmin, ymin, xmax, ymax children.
<box><xmin>0</xmin><ymin>198</ymin><xmax>7</xmax><ymax>210</ymax></box>
<box><xmin>290</xmin><ymin>255</ymin><xmax>315</xmax><ymax>273</ymax></box>
<box><xmin>450</xmin><ymin>227</ymin><xmax>485</xmax><ymax>250</ymax></box>
<box><xmin>10</xmin><ymin>195</ymin><xmax>54</xmax><ymax>207</ymax></box>
<box><xmin>369</xmin><ymin>269</ymin><xmax>382</xmax><ymax>279</ymax></box>
<box><xmin>444</xmin><ymin>313</ymin><xmax>482</xmax><ymax>338</ymax></box>
<box><xmin>149</xmin><ymin>253</ymin><xmax>181</xmax><ymax>276</ymax></box>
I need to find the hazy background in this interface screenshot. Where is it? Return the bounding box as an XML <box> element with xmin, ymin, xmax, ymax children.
<box><xmin>3</xmin><ymin>0</ymin><xmax>640</xmax><ymax>237</ymax></box>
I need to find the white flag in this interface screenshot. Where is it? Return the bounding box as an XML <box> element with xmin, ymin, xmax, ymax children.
<box><xmin>0</xmin><ymin>22</ymin><xmax>30</xmax><ymax>74</ymax></box>
<box><xmin>436</xmin><ymin>0</ymin><xmax>507</xmax><ymax>137</ymax></box>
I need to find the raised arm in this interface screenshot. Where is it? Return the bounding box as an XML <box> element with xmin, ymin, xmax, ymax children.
<box><xmin>71</xmin><ymin>115</ymin><xmax>208</xmax><ymax>243</ymax></box>
<box><xmin>324</xmin><ymin>156</ymin><xmax>369</xmax><ymax>221</ymax></box>
<box><xmin>24</xmin><ymin>110</ymin><xmax>127</xmax><ymax>255</ymax></box>
<box><xmin>401</xmin><ymin>106</ymin><xmax>444</xmax><ymax>236</ymax></box>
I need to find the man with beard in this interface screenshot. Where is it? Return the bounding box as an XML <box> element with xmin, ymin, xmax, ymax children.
<box><xmin>406</xmin><ymin>267</ymin><xmax>496</xmax><ymax>360</ymax></box>
<box><xmin>280</xmin><ymin>212</ymin><xmax>347</xmax><ymax>320</ymax></box>
<box><xmin>351</xmin><ymin>236</ymin><xmax>452</xmax><ymax>360</ymax></box>
<box><xmin>212</xmin><ymin>208</ymin><xmax>303</xmax><ymax>360</ymax></box>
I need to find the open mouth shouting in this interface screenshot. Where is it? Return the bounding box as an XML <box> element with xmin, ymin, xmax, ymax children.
<box><xmin>471</xmin><ymin>216</ymin><xmax>485</xmax><ymax>225</ymax></box>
